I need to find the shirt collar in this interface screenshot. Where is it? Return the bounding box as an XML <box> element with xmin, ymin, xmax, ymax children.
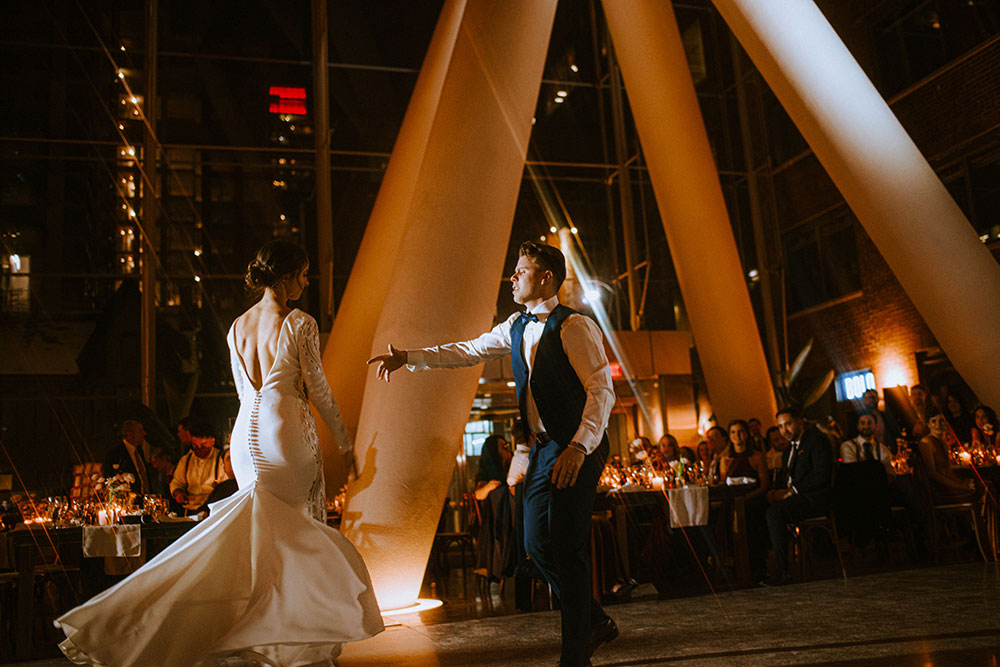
<box><xmin>528</xmin><ymin>295</ymin><xmax>560</xmax><ymax>320</ymax></box>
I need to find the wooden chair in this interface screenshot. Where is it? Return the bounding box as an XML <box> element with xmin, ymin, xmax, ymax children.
<box><xmin>789</xmin><ymin>511</ymin><xmax>848</xmax><ymax>582</ymax></box>
<box><xmin>912</xmin><ymin>457</ymin><xmax>989</xmax><ymax>562</ymax></box>
<box><xmin>428</xmin><ymin>493</ymin><xmax>478</xmax><ymax>597</ymax></box>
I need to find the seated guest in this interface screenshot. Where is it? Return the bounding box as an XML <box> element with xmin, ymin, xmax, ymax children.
<box><xmin>633</xmin><ymin>436</ymin><xmax>655</xmax><ymax>467</ymax></box>
<box><xmin>721</xmin><ymin>419</ymin><xmax>770</xmax><ymax>582</ymax></box>
<box><xmin>657</xmin><ymin>434</ymin><xmax>681</xmax><ymax>467</ymax></box>
<box><xmin>762</xmin><ymin>407</ymin><xmax>834</xmax><ymax>586</ymax></box>
<box><xmin>104</xmin><ymin>420</ymin><xmax>156</xmax><ymax>497</ymax></box>
<box><xmin>170</xmin><ymin>421</ymin><xmax>229</xmax><ymax>514</ymax></box>
<box><xmin>840</xmin><ymin>413</ymin><xmax>894</xmax><ymax>479</ymax></box>
<box><xmin>908</xmin><ymin>384</ymin><xmax>931</xmax><ymax>438</ymax></box>
<box><xmin>679</xmin><ymin>445</ymin><xmax>697</xmax><ymax>463</ymax></box>
<box><xmin>838</xmin><ymin>413</ymin><xmax>893</xmax><ymax>548</ymax></box>
<box><xmin>473</xmin><ymin>434</ymin><xmax>516</xmax><ymax>583</ymax></box>
<box><xmin>855</xmin><ymin>389</ymin><xmax>900</xmax><ymax>453</ymax></box>
<box><xmin>176</xmin><ymin>417</ymin><xmax>194</xmax><ymax>455</ymax></box>
<box><xmin>474</xmin><ymin>435</ymin><xmax>512</xmax><ymax>501</ymax></box>
<box><xmin>747</xmin><ymin>417</ymin><xmax>766</xmax><ymax>452</ymax></box>
<box><xmin>945</xmin><ymin>393</ymin><xmax>975</xmax><ymax>446</ymax></box>
<box><xmin>721</xmin><ymin>420</ymin><xmax>770</xmax><ymax>499</ymax></box>
<box><xmin>205</xmin><ymin>449</ymin><xmax>238</xmax><ymax>509</ymax></box>
<box><xmin>972</xmin><ymin>405</ymin><xmax>1000</xmax><ymax>450</ymax></box>
<box><xmin>918</xmin><ymin>411</ymin><xmax>976</xmax><ymax>503</ymax></box>
<box><xmin>706</xmin><ymin>425</ymin><xmax>729</xmax><ymax>482</ymax></box>
<box><xmin>696</xmin><ymin>440</ymin><xmax>713</xmax><ymax>474</ymax></box>
<box><xmin>764</xmin><ymin>426</ymin><xmax>788</xmax><ymax>476</ymax></box>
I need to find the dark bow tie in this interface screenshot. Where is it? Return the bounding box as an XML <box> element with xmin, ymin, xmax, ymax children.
<box><xmin>520</xmin><ymin>312</ymin><xmax>539</xmax><ymax>324</ymax></box>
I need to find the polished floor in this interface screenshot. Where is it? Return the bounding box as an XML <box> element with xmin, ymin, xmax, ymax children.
<box><xmin>19</xmin><ymin>561</ymin><xmax>1000</xmax><ymax>666</ymax></box>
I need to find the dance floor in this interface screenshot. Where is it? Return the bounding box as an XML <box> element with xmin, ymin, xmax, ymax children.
<box><xmin>22</xmin><ymin>562</ymin><xmax>1000</xmax><ymax>666</ymax></box>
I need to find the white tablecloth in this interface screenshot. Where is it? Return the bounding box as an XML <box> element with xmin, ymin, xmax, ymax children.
<box><xmin>82</xmin><ymin>525</ymin><xmax>141</xmax><ymax>558</ymax></box>
<box><xmin>667</xmin><ymin>485</ymin><xmax>709</xmax><ymax>528</ymax></box>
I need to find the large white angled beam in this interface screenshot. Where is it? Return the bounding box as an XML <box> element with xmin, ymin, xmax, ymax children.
<box><xmin>713</xmin><ymin>0</ymin><xmax>1000</xmax><ymax>409</ymax></box>
<box><xmin>318</xmin><ymin>0</ymin><xmax>468</xmax><ymax>494</ymax></box>
<box><xmin>602</xmin><ymin>0</ymin><xmax>777</xmax><ymax>426</ymax></box>
<box><xmin>342</xmin><ymin>0</ymin><xmax>557</xmax><ymax>610</ymax></box>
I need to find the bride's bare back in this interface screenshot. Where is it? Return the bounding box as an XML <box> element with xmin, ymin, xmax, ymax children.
<box><xmin>234</xmin><ymin>302</ymin><xmax>292</xmax><ymax>391</ymax></box>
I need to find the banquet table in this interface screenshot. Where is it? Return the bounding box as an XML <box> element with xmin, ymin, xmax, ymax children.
<box><xmin>6</xmin><ymin>520</ymin><xmax>198</xmax><ymax>659</ymax></box>
<box><xmin>596</xmin><ymin>482</ymin><xmax>756</xmax><ymax>587</ymax></box>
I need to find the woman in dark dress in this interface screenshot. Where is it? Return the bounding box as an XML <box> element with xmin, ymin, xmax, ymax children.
<box><xmin>721</xmin><ymin>419</ymin><xmax>770</xmax><ymax>581</ymax></box>
<box><xmin>473</xmin><ymin>435</ymin><xmax>516</xmax><ymax>582</ymax></box>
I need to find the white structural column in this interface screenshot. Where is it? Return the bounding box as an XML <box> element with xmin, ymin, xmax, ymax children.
<box><xmin>341</xmin><ymin>0</ymin><xmax>557</xmax><ymax>610</ymax></box>
<box><xmin>714</xmin><ymin>0</ymin><xmax>1000</xmax><ymax>409</ymax></box>
<box><xmin>602</xmin><ymin>0</ymin><xmax>777</xmax><ymax>426</ymax></box>
<box><xmin>318</xmin><ymin>0</ymin><xmax>467</xmax><ymax>493</ymax></box>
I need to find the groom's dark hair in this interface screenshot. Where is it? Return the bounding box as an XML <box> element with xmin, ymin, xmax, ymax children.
<box><xmin>519</xmin><ymin>241</ymin><xmax>567</xmax><ymax>291</ymax></box>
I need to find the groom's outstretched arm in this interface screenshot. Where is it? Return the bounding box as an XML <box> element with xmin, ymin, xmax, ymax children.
<box><xmin>368</xmin><ymin>344</ymin><xmax>408</xmax><ymax>382</ymax></box>
<box><xmin>367</xmin><ymin>315</ymin><xmax>516</xmax><ymax>383</ymax></box>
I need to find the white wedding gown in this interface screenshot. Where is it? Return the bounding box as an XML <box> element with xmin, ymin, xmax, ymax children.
<box><xmin>56</xmin><ymin>309</ymin><xmax>383</xmax><ymax>666</ymax></box>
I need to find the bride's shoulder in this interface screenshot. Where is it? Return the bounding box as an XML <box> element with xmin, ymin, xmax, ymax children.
<box><xmin>288</xmin><ymin>308</ymin><xmax>318</xmax><ymax>332</ymax></box>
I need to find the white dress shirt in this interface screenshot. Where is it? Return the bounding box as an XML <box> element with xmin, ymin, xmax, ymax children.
<box><xmin>407</xmin><ymin>295</ymin><xmax>614</xmax><ymax>455</ymax></box>
<box><xmin>840</xmin><ymin>435</ymin><xmax>894</xmax><ymax>479</ymax></box>
<box><xmin>170</xmin><ymin>449</ymin><xmax>228</xmax><ymax>510</ymax></box>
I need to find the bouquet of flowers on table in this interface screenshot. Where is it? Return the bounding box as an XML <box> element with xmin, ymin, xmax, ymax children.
<box><xmin>92</xmin><ymin>466</ymin><xmax>138</xmax><ymax>523</ymax></box>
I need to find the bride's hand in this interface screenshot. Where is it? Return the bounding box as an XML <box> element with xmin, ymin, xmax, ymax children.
<box><xmin>366</xmin><ymin>344</ymin><xmax>407</xmax><ymax>383</ymax></box>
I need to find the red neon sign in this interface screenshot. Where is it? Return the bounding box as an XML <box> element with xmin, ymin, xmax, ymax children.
<box><xmin>268</xmin><ymin>86</ymin><xmax>307</xmax><ymax>115</ymax></box>
<box><xmin>609</xmin><ymin>362</ymin><xmax>623</xmax><ymax>379</ymax></box>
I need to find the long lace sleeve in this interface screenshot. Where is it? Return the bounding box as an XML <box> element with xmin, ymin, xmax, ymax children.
<box><xmin>228</xmin><ymin>325</ymin><xmax>246</xmax><ymax>404</ymax></box>
<box><xmin>296</xmin><ymin>314</ymin><xmax>353</xmax><ymax>455</ymax></box>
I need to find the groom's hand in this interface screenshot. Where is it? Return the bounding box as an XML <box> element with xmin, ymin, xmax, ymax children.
<box><xmin>552</xmin><ymin>445</ymin><xmax>586</xmax><ymax>489</ymax></box>
<box><xmin>367</xmin><ymin>344</ymin><xmax>407</xmax><ymax>383</ymax></box>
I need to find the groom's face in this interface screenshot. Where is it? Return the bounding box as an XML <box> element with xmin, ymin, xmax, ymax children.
<box><xmin>510</xmin><ymin>255</ymin><xmax>550</xmax><ymax>305</ymax></box>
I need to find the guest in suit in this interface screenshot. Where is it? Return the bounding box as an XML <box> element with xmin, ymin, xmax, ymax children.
<box><xmin>103</xmin><ymin>420</ymin><xmax>154</xmax><ymax>498</ymax></box>
<box><xmin>370</xmin><ymin>241</ymin><xmax>617</xmax><ymax>667</ymax></box>
<box><xmin>762</xmin><ymin>407</ymin><xmax>834</xmax><ymax>586</ymax></box>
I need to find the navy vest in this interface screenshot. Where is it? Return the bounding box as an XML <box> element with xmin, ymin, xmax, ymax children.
<box><xmin>511</xmin><ymin>304</ymin><xmax>594</xmax><ymax>448</ymax></box>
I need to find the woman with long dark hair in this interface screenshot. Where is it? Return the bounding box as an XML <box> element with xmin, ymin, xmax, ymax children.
<box><xmin>56</xmin><ymin>241</ymin><xmax>383</xmax><ymax>666</ymax></box>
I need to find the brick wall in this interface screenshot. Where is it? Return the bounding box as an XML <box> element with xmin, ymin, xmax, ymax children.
<box><xmin>772</xmin><ymin>2</ymin><xmax>1000</xmax><ymax>414</ymax></box>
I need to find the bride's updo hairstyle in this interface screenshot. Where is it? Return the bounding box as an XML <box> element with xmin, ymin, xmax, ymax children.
<box><xmin>245</xmin><ymin>240</ymin><xmax>309</xmax><ymax>293</ymax></box>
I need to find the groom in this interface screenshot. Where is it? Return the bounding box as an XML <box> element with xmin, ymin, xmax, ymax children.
<box><xmin>369</xmin><ymin>241</ymin><xmax>617</xmax><ymax>666</ymax></box>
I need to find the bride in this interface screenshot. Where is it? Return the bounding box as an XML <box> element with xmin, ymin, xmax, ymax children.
<box><xmin>56</xmin><ymin>241</ymin><xmax>383</xmax><ymax>666</ymax></box>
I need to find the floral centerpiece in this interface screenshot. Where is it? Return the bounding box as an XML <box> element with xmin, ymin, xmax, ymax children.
<box><xmin>92</xmin><ymin>466</ymin><xmax>138</xmax><ymax>523</ymax></box>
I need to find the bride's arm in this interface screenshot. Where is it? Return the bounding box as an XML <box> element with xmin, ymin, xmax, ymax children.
<box><xmin>297</xmin><ymin>314</ymin><xmax>352</xmax><ymax>455</ymax></box>
<box><xmin>228</xmin><ymin>326</ymin><xmax>246</xmax><ymax>404</ymax></box>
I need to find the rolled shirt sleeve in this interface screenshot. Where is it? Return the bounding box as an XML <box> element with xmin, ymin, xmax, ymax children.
<box><xmin>561</xmin><ymin>315</ymin><xmax>614</xmax><ymax>454</ymax></box>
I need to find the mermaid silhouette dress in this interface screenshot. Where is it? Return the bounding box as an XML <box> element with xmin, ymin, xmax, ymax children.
<box><xmin>56</xmin><ymin>309</ymin><xmax>383</xmax><ymax>666</ymax></box>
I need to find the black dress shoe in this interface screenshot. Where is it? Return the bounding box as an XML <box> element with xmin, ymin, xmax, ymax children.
<box><xmin>587</xmin><ymin>616</ymin><xmax>619</xmax><ymax>658</ymax></box>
